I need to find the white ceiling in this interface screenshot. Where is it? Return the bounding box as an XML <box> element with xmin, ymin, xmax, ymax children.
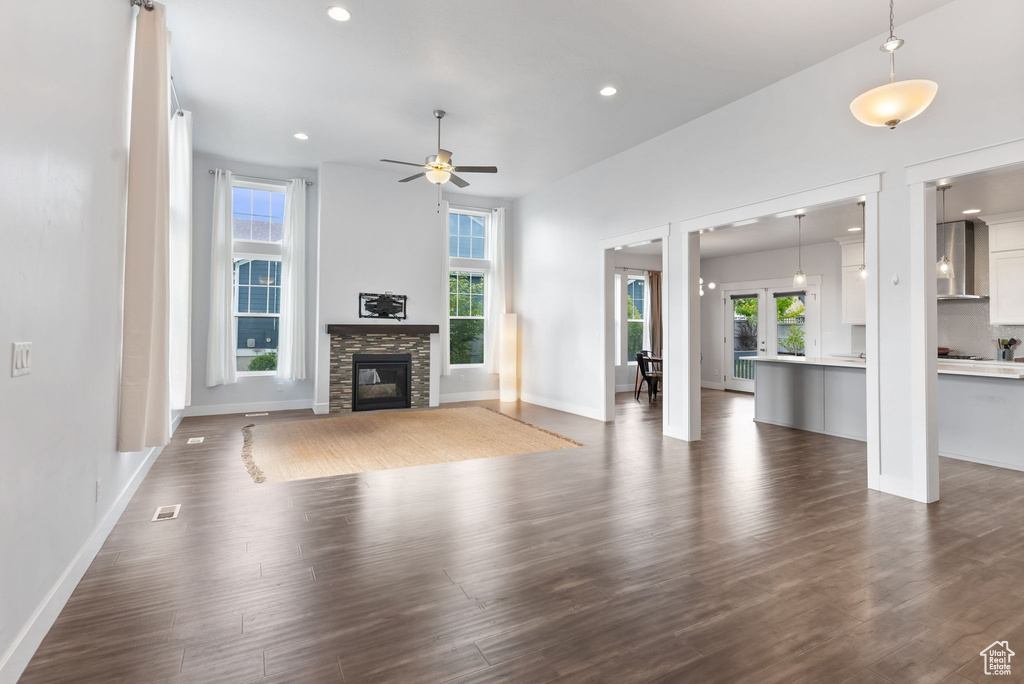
<box><xmin>700</xmin><ymin>201</ymin><xmax>863</xmax><ymax>260</ymax></box>
<box><xmin>937</xmin><ymin>164</ymin><xmax>1024</xmax><ymax>219</ymax></box>
<box><xmin>165</xmin><ymin>0</ymin><xmax>954</xmax><ymax>198</ymax></box>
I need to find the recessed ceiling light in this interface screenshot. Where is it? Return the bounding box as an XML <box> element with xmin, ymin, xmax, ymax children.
<box><xmin>963</xmin><ymin>208</ymin><xmax>981</xmax><ymax>214</ymax></box>
<box><xmin>848</xmin><ymin>227</ymin><xmax>862</xmax><ymax>232</ymax></box>
<box><xmin>327</xmin><ymin>6</ymin><xmax>351</xmax><ymax>21</ymax></box>
<box><xmin>600</xmin><ymin>86</ymin><xmax>617</xmax><ymax>97</ymax></box>
<box><xmin>293</xmin><ymin>132</ymin><xmax>309</xmax><ymax>140</ymax></box>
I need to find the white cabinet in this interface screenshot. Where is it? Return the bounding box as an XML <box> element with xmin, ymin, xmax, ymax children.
<box><xmin>835</xmin><ymin>236</ymin><xmax>866</xmax><ymax>326</ymax></box>
<box><xmin>984</xmin><ymin>212</ymin><xmax>1024</xmax><ymax>325</ymax></box>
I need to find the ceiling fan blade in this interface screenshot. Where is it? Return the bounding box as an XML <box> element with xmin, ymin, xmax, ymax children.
<box><xmin>435</xmin><ymin>149</ymin><xmax>452</xmax><ymax>165</ymax></box>
<box><xmin>448</xmin><ymin>173</ymin><xmax>470</xmax><ymax>188</ymax></box>
<box><xmin>452</xmin><ymin>166</ymin><xmax>497</xmax><ymax>174</ymax></box>
<box><xmin>381</xmin><ymin>159</ymin><xmax>428</xmax><ymax>169</ymax></box>
<box><xmin>399</xmin><ymin>172</ymin><xmax>426</xmax><ymax>183</ymax></box>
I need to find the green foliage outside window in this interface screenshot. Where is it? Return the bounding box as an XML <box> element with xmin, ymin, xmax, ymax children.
<box><xmin>449</xmin><ymin>271</ymin><xmax>485</xmax><ymax>365</ymax></box>
<box><xmin>248</xmin><ymin>351</ymin><xmax>278</xmax><ymax>371</ymax></box>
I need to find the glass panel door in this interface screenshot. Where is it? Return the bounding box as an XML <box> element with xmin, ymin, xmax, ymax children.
<box><xmin>725</xmin><ymin>292</ymin><xmax>763</xmax><ymax>392</ymax></box>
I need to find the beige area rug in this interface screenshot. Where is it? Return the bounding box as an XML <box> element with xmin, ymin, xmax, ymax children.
<box><xmin>241</xmin><ymin>407</ymin><xmax>584</xmax><ymax>483</ymax></box>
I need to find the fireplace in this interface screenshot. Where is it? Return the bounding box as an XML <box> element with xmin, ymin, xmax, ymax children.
<box><xmin>352</xmin><ymin>353</ymin><xmax>411</xmax><ymax>411</ymax></box>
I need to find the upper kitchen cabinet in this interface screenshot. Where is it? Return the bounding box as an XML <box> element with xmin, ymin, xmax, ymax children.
<box><xmin>984</xmin><ymin>212</ymin><xmax>1024</xmax><ymax>325</ymax></box>
<box><xmin>835</xmin><ymin>236</ymin><xmax>866</xmax><ymax>326</ymax></box>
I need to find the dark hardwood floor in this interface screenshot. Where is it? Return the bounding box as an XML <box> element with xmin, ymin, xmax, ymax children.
<box><xmin>20</xmin><ymin>390</ymin><xmax>1024</xmax><ymax>683</ymax></box>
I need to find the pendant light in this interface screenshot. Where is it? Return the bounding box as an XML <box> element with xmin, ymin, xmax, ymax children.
<box><xmin>793</xmin><ymin>213</ymin><xmax>807</xmax><ymax>287</ymax></box>
<box><xmin>850</xmin><ymin>0</ymin><xmax>938</xmax><ymax>130</ymax></box>
<box><xmin>936</xmin><ymin>186</ymin><xmax>953</xmax><ymax>279</ymax></box>
<box><xmin>858</xmin><ymin>201</ymin><xmax>868</xmax><ymax>280</ymax></box>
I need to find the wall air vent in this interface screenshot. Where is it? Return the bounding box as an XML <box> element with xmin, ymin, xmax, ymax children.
<box><xmin>151</xmin><ymin>504</ymin><xmax>181</xmax><ymax>522</ymax></box>
<box><xmin>245</xmin><ymin>413</ymin><xmax>269</xmax><ymax>417</ymax></box>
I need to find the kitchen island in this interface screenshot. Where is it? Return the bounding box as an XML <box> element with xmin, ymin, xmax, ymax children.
<box><xmin>753</xmin><ymin>356</ymin><xmax>1024</xmax><ymax>471</ymax></box>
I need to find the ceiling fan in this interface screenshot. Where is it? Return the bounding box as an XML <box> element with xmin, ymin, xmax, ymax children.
<box><xmin>380</xmin><ymin>110</ymin><xmax>497</xmax><ymax>188</ymax></box>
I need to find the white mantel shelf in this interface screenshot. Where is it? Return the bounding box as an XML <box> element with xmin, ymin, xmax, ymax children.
<box><xmin>753</xmin><ymin>356</ymin><xmax>1024</xmax><ymax>379</ymax></box>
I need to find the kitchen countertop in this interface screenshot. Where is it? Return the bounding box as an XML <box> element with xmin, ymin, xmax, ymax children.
<box><xmin>753</xmin><ymin>355</ymin><xmax>1024</xmax><ymax>379</ymax></box>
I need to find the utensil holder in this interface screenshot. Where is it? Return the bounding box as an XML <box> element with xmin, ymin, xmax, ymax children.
<box><xmin>997</xmin><ymin>349</ymin><xmax>1014</xmax><ymax>362</ymax></box>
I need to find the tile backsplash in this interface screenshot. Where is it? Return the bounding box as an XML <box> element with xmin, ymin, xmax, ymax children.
<box><xmin>938</xmin><ymin>298</ymin><xmax>1024</xmax><ymax>359</ymax></box>
<box><xmin>937</xmin><ymin>220</ymin><xmax>1024</xmax><ymax>359</ymax></box>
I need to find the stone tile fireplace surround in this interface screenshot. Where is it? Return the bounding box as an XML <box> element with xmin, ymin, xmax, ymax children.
<box><xmin>326</xmin><ymin>324</ymin><xmax>438</xmax><ymax>413</ymax></box>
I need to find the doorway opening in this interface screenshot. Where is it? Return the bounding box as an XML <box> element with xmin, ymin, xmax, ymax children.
<box><xmin>600</xmin><ymin>224</ymin><xmax>670</xmax><ymax>423</ymax></box>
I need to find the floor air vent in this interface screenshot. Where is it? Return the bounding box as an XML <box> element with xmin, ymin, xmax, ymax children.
<box><xmin>187</xmin><ymin>437</ymin><xmax>204</xmax><ymax>444</ymax></box>
<box><xmin>152</xmin><ymin>504</ymin><xmax>181</xmax><ymax>522</ymax></box>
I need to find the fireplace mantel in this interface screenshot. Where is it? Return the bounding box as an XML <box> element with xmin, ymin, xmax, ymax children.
<box><xmin>326</xmin><ymin>324</ymin><xmax>439</xmax><ymax>335</ymax></box>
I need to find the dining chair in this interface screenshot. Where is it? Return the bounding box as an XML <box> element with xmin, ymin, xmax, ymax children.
<box><xmin>635</xmin><ymin>352</ymin><xmax>663</xmax><ymax>402</ymax></box>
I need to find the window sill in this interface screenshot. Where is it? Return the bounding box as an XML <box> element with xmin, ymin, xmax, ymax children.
<box><xmin>450</xmin><ymin>364</ymin><xmax>486</xmax><ymax>370</ymax></box>
<box><xmin>237</xmin><ymin>371</ymin><xmax>277</xmax><ymax>378</ymax></box>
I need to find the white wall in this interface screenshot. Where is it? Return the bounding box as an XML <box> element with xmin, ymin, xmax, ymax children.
<box><xmin>514</xmin><ymin>0</ymin><xmax>1024</xmax><ymax>489</ymax></box>
<box><xmin>700</xmin><ymin>241</ymin><xmax>863</xmax><ymax>385</ymax></box>
<box><xmin>314</xmin><ymin>164</ymin><xmax>513</xmax><ymax>410</ymax></box>
<box><xmin>0</xmin><ymin>3</ymin><xmax>151</xmax><ymax>681</ymax></box>
<box><xmin>188</xmin><ymin>154</ymin><xmax>318</xmax><ymax>414</ymax></box>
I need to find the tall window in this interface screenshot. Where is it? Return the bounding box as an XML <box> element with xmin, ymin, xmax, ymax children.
<box><xmin>232</xmin><ymin>183</ymin><xmax>286</xmax><ymax>373</ymax></box>
<box><xmin>626</xmin><ymin>276</ymin><xmax>646</xmax><ymax>362</ymax></box>
<box><xmin>447</xmin><ymin>208</ymin><xmax>490</xmax><ymax>366</ymax></box>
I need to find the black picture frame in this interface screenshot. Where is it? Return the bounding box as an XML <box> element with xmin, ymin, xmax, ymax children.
<box><xmin>358</xmin><ymin>292</ymin><xmax>407</xmax><ymax>320</ymax></box>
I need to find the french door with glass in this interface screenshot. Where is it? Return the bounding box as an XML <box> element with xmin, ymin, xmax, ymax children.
<box><xmin>723</xmin><ymin>286</ymin><xmax>818</xmax><ymax>393</ymax></box>
<box><xmin>725</xmin><ymin>291</ymin><xmax>763</xmax><ymax>392</ymax></box>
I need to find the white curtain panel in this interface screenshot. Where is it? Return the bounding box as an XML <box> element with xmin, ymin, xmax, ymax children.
<box><xmin>484</xmin><ymin>207</ymin><xmax>506</xmax><ymax>374</ymax></box>
<box><xmin>118</xmin><ymin>2</ymin><xmax>171</xmax><ymax>452</ymax></box>
<box><xmin>277</xmin><ymin>179</ymin><xmax>306</xmax><ymax>381</ymax></box>
<box><xmin>206</xmin><ymin>169</ymin><xmax>237</xmax><ymax>387</ymax></box>
<box><xmin>168</xmin><ymin>109</ymin><xmax>193</xmax><ymax>409</ymax></box>
<box><xmin>439</xmin><ymin>200</ymin><xmax>451</xmax><ymax>376</ymax></box>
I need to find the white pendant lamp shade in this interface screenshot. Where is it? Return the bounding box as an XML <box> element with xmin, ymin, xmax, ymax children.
<box><xmin>793</xmin><ymin>213</ymin><xmax>806</xmax><ymax>287</ymax></box>
<box><xmin>850</xmin><ymin>79</ymin><xmax>938</xmax><ymax>129</ymax></box>
<box><xmin>936</xmin><ymin>186</ymin><xmax>954</xmax><ymax>280</ymax></box>
<box><xmin>425</xmin><ymin>168</ymin><xmax>451</xmax><ymax>185</ymax></box>
<box><xmin>851</xmin><ymin>0</ymin><xmax>937</xmax><ymax>130</ymax></box>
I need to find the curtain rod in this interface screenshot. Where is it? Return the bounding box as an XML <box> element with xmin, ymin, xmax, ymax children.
<box><xmin>170</xmin><ymin>77</ymin><xmax>183</xmax><ymax>117</ymax></box>
<box><xmin>209</xmin><ymin>170</ymin><xmax>314</xmax><ymax>187</ymax></box>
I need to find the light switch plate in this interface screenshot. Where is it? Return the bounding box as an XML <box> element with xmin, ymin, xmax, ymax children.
<box><xmin>11</xmin><ymin>342</ymin><xmax>31</xmax><ymax>377</ymax></box>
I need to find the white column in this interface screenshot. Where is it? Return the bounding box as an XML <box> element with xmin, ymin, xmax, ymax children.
<box><xmin>664</xmin><ymin>224</ymin><xmax>701</xmax><ymax>441</ymax></box>
<box><xmin>908</xmin><ymin>183</ymin><xmax>939</xmax><ymax>503</ymax></box>
<box><xmin>602</xmin><ymin>246</ymin><xmax>616</xmax><ymax>421</ymax></box>
<box><xmin>864</xmin><ymin>193</ymin><xmax>881</xmax><ymax>492</ymax></box>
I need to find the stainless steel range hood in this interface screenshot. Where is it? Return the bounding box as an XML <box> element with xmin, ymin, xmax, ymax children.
<box><xmin>937</xmin><ymin>220</ymin><xmax>986</xmax><ymax>300</ymax></box>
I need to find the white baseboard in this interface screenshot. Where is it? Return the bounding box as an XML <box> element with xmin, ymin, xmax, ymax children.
<box><xmin>440</xmin><ymin>390</ymin><xmax>500</xmax><ymax>403</ymax></box>
<box><xmin>701</xmin><ymin>381</ymin><xmax>725</xmax><ymax>390</ymax></box>
<box><xmin>876</xmin><ymin>473</ymin><xmax>922</xmax><ymax>502</ymax></box>
<box><xmin>312</xmin><ymin>402</ymin><xmax>330</xmax><ymax>415</ymax></box>
<box><xmin>0</xmin><ymin>439</ymin><xmax>168</xmax><ymax>684</ymax></box>
<box><xmin>940</xmin><ymin>450</ymin><xmax>1024</xmax><ymax>473</ymax></box>
<box><xmin>519</xmin><ymin>392</ymin><xmax>605</xmax><ymax>422</ymax></box>
<box><xmin>615</xmin><ymin>383</ymin><xmax>636</xmax><ymax>393</ymax></box>
<box><xmin>184</xmin><ymin>399</ymin><xmax>313</xmax><ymax>417</ymax></box>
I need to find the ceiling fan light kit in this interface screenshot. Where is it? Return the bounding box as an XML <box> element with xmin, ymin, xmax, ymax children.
<box><xmin>850</xmin><ymin>0</ymin><xmax>937</xmax><ymax>129</ymax></box>
<box><xmin>380</xmin><ymin>110</ymin><xmax>497</xmax><ymax>189</ymax></box>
